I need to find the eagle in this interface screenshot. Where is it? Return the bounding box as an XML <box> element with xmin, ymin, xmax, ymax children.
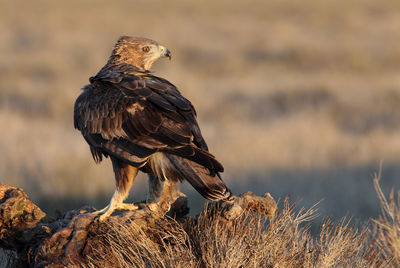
<box><xmin>74</xmin><ymin>36</ymin><xmax>233</xmax><ymax>221</ymax></box>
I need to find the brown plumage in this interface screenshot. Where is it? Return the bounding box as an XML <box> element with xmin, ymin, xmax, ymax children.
<box><xmin>74</xmin><ymin>36</ymin><xmax>232</xmax><ymax>220</ymax></box>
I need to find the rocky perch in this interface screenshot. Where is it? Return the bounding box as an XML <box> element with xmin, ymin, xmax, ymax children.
<box><xmin>0</xmin><ymin>183</ymin><xmax>277</xmax><ymax>267</ymax></box>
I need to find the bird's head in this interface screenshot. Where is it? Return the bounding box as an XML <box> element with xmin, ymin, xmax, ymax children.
<box><xmin>109</xmin><ymin>36</ymin><xmax>171</xmax><ymax>71</ymax></box>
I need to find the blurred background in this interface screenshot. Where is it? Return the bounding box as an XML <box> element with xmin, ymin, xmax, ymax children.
<box><xmin>1</xmin><ymin>0</ymin><xmax>400</xmax><ymax>226</ymax></box>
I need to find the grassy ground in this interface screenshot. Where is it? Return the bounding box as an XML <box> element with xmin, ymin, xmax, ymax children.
<box><xmin>2</xmin><ymin>176</ymin><xmax>398</xmax><ymax>267</ymax></box>
<box><xmin>1</xmin><ymin>0</ymin><xmax>400</xmax><ymax>227</ymax></box>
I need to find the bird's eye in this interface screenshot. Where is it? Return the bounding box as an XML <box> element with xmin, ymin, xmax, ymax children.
<box><xmin>142</xmin><ymin>46</ymin><xmax>150</xmax><ymax>53</ymax></box>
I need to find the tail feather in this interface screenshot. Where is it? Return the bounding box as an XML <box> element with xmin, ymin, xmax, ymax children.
<box><xmin>166</xmin><ymin>154</ymin><xmax>232</xmax><ymax>201</ymax></box>
<box><xmin>168</xmin><ymin>146</ymin><xmax>224</xmax><ymax>174</ymax></box>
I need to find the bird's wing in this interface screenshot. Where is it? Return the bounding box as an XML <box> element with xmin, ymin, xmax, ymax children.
<box><xmin>74</xmin><ymin>73</ymin><xmax>223</xmax><ymax>173</ymax></box>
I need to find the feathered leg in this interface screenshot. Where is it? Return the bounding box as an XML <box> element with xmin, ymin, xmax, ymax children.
<box><xmin>147</xmin><ymin>175</ymin><xmax>185</xmax><ymax>212</ymax></box>
<box><xmin>94</xmin><ymin>157</ymin><xmax>139</xmax><ymax>221</ymax></box>
<box><xmin>147</xmin><ymin>174</ymin><xmax>164</xmax><ymax>205</ymax></box>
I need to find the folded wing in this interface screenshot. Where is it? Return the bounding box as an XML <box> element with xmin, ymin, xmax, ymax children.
<box><xmin>74</xmin><ymin>71</ymin><xmax>223</xmax><ymax>174</ymax></box>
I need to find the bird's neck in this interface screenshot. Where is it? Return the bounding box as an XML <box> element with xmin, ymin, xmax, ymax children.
<box><xmin>106</xmin><ymin>53</ymin><xmax>149</xmax><ymax>71</ymax></box>
<box><xmin>100</xmin><ymin>58</ymin><xmax>146</xmax><ymax>74</ymax></box>
<box><xmin>90</xmin><ymin>61</ymin><xmax>152</xmax><ymax>83</ymax></box>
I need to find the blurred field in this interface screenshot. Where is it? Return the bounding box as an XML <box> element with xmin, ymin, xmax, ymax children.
<box><xmin>1</xmin><ymin>0</ymin><xmax>400</xmax><ymax>226</ymax></box>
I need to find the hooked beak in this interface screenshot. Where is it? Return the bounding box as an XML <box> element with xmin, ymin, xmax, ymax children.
<box><xmin>160</xmin><ymin>46</ymin><xmax>172</xmax><ymax>60</ymax></box>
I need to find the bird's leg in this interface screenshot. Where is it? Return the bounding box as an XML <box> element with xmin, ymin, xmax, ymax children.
<box><xmin>160</xmin><ymin>180</ymin><xmax>185</xmax><ymax>207</ymax></box>
<box><xmin>146</xmin><ymin>175</ymin><xmax>185</xmax><ymax>212</ymax></box>
<box><xmin>146</xmin><ymin>174</ymin><xmax>164</xmax><ymax>211</ymax></box>
<box><xmin>94</xmin><ymin>159</ymin><xmax>139</xmax><ymax>221</ymax></box>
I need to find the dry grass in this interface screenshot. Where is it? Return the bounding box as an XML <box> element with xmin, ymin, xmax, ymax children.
<box><xmin>1</xmin><ymin>176</ymin><xmax>399</xmax><ymax>267</ymax></box>
<box><xmin>78</xmin><ymin>177</ymin><xmax>399</xmax><ymax>267</ymax></box>
<box><xmin>371</xmin><ymin>171</ymin><xmax>400</xmax><ymax>266</ymax></box>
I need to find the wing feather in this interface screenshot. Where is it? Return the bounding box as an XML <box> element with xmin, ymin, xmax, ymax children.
<box><xmin>74</xmin><ymin>71</ymin><xmax>223</xmax><ymax>172</ymax></box>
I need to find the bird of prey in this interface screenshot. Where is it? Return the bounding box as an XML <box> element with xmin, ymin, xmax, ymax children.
<box><xmin>74</xmin><ymin>36</ymin><xmax>233</xmax><ymax>221</ymax></box>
